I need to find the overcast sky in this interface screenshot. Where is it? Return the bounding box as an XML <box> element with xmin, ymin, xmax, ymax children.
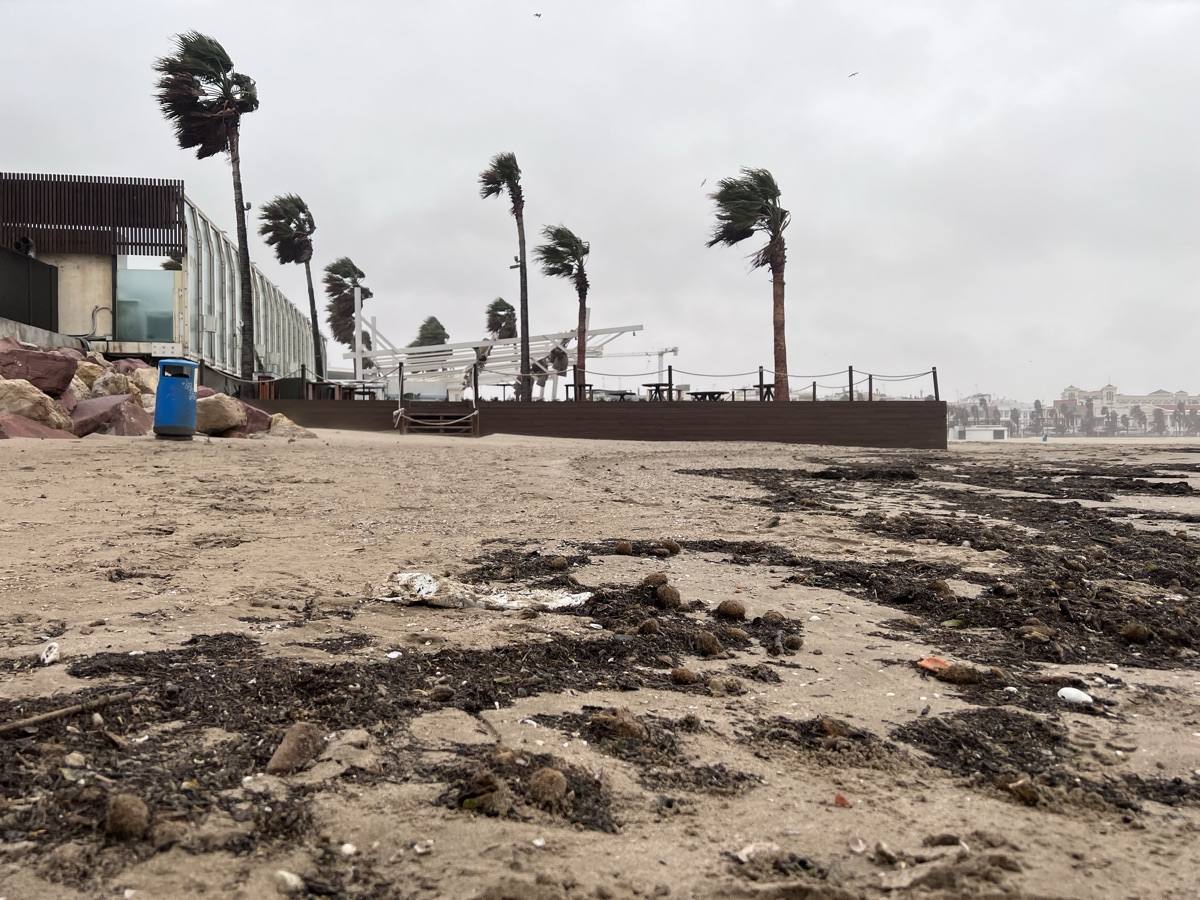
<box><xmin>3</xmin><ymin>0</ymin><xmax>1198</xmax><ymax>401</ymax></box>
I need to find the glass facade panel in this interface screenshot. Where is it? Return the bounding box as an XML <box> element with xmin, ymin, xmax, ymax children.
<box><xmin>116</xmin><ymin>269</ymin><xmax>175</xmax><ymax>342</ymax></box>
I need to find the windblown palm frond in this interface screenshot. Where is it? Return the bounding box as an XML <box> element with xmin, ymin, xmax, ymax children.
<box><xmin>533</xmin><ymin>225</ymin><xmax>589</xmax><ymax>279</ymax></box>
<box><xmin>486</xmin><ymin>298</ymin><xmax>517</xmax><ymax>339</ymax></box>
<box><xmin>706</xmin><ymin>168</ymin><xmax>790</xmax><ymax>269</ymax></box>
<box><xmin>154</xmin><ymin>31</ymin><xmax>258</xmax><ymax>159</ymax></box>
<box><xmin>478</xmin><ymin>152</ymin><xmax>524</xmax><ymax>210</ymax></box>
<box><xmin>258</xmin><ymin>194</ymin><xmax>315</xmax><ymax>264</ymax></box>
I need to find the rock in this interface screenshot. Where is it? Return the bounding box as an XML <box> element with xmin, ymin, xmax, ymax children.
<box><xmin>722</xmin><ymin>626</ymin><xmax>750</xmax><ymax>643</ymax></box>
<box><xmin>651</xmin><ymin>547</ymin><xmax>671</xmax><ymax>557</ymax></box>
<box><xmin>89</xmin><ymin>370</ymin><xmax>138</xmax><ymax>399</ymax></box>
<box><xmin>71</xmin><ymin>394</ymin><xmax>151</xmax><ymax>437</ymax></box>
<box><xmin>641</xmin><ymin>573</ymin><xmax>669</xmax><ymax>589</ymax></box>
<box><xmin>1017</xmin><ymin>623</ymin><xmax>1056</xmax><ymax>643</ymax></box>
<box><xmin>113</xmin><ymin>358</ymin><xmax>152</xmax><ymax>375</ymax></box>
<box><xmin>265</xmin><ymin>722</ymin><xmax>326</xmax><ymax>774</ymax></box>
<box><xmin>58</xmin><ymin>386</ymin><xmax>79</xmax><ymax>415</ymax></box>
<box><xmin>85</xmin><ymin>350</ymin><xmax>112</xmax><ymax>370</ymax></box>
<box><xmin>670</xmin><ymin>666</ymin><xmax>700</xmax><ymax>685</ymax></box>
<box><xmin>53</xmin><ymin>346</ymin><xmax>86</xmax><ymax>361</ymax></box>
<box><xmin>105</xmin><ymin>793</ymin><xmax>150</xmax><ymax>839</ymax></box>
<box><xmin>930</xmin><ymin>579</ymin><xmax>955</xmax><ymax>598</ymax></box>
<box><xmin>0</xmin><ymin>346</ymin><xmax>77</xmax><ymax>395</ymax></box>
<box><xmin>196</xmin><ymin>393</ymin><xmax>247</xmax><ymax>435</ymax></box>
<box><xmin>994</xmin><ymin>582</ymin><xmax>1018</xmax><ymax>598</ymax></box>
<box><xmin>0</xmin><ymin>413</ymin><xmax>76</xmax><ymax>439</ymax></box>
<box><xmin>73</xmin><ymin>361</ymin><xmax>106</xmax><ymax>388</ymax></box>
<box><xmin>528</xmin><ymin>767</ymin><xmax>569</xmax><ymax>805</ymax></box>
<box><xmin>63</xmin><ymin>751</ymin><xmax>86</xmax><ymax>768</ymax></box>
<box><xmin>660</xmin><ymin>539</ymin><xmax>682</xmax><ymax>555</ymax></box>
<box><xmin>236</xmin><ymin>401</ymin><xmax>272</xmax><ymax>435</ymax></box>
<box><xmin>268</xmin><ymin>413</ymin><xmax>317</xmax><ymax>439</ymax></box>
<box><xmin>782</xmin><ymin>634</ymin><xmax>804</xmax><ymax>651</ymax></box>
<box><xmin>0</xmin><ymin>378</ymin><xmax>72</xmax><ymax>430</ymax></box>
<box><xmin>1120</xmin><ymin>622</ymin><xmax>1153</xmax><ymax>644</ymax></box>
<box><xmin>274</xmin><ymin>870</ymin><xmax>306</xmax><ymax>894</ymax></box>
<box><xmin>544</xmin><ymin>555</ymin><xmax>569</xmax><ymax>571</ymax></box>
<box><xmin>715</xmin><ymin>599</ymin><xmax>746</xmax><ymax>621</ymax></box>
<box><xmin>637</xmin><ymin>618</ymin><xmax>661</xmax><ymax>635</ymax></box>
<box><xmin>1057</xmin><ymin>687</ymin><xmax>1093</xmax><ymax>706</ymax></box>
<box><xmin>430</xmin><ymin>685</ymin><xmax>456</xmax><ymax>702</ymax></box>
<box><xmin>654</xmin><ymin>584</ymin><xmax>682</xmax><ymax>609</ymax></box>
<box><xmin>614</xmin><ymin>540</ymin><xmax>633</xmax><ymax>555</ymax></box>
<box><xmin>693</xmin><ymin>631</ymin><xmax>723</xmax><ymax>657</ymax></box>
<box><xmin>151</xmin><ymin>820</ymin><xmax>188</xmax><ymax>850</ymax></box>
<box><xmin>129</xmin><ymin>366</ymin><xmax>160</xmax><ymax>395</ymax></box>
<box><xmin>196</xmin><ymin>385</ymin><xmax>217</xmax><ymax>399</ymax></box>
<box><xmin>761</xmin><ymin>610</ymin><xmax>787</xmax><ymax>626</ymax></box>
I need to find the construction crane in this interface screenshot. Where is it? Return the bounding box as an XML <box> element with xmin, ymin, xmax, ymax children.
<box><xmin>599</xmin><ymin>346</ymin><xmax>679</xmax><ymax>379</ymax></box>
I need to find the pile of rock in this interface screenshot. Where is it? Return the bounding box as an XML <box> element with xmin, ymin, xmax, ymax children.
<box><xmin>0</xmin><ymin>338</ymin><xmax>314</xmax><ymax>440</ymax></box>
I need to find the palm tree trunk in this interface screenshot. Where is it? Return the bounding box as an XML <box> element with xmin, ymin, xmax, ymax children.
<box><xmin>228</xmin><ymin>123</ymin><xmax>256</xmax><ymax>382</ymax></box>
<box><xmin>303</xmin><ymin>260</ymin><xmax>323</xmax><ymax>378</ymax></box>
<box><xmin>770</xmin><ymin>257</ymin><xmax>788</xmax><ymax>402</ymax></box>
<box><xmin>515</xmin><ymin>206</ymin><xmax>531</xmax><ymax>401</ymax></box>
<box><xmin>575</xmin><ymin>274</ymin><xmax>588</xmax><ymax>403</ymax></box>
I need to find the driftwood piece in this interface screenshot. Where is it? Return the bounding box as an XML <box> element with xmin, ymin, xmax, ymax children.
<box><xmin>0</xmin><ymin>690</ymin><xmax>135</xmax><ymax>736</ymax></box>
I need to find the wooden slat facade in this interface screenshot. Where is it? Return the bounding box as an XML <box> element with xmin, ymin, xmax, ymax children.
<box><xmin>0</xmin><ymin>172</ymin><xmax>186</xmax><ymax>257</ymax></box>
<box><xmin>247</xmin><ymin>400</ymin><xmax>949</xmax><ymax>450</ymax></box>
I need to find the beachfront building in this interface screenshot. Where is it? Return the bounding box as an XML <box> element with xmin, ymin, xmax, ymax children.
<box><xmin>0</xmin><ymin>171</ymin><xmax>316</xmax><ymax>381</ymax></box>
<box><xmin>1057</xmin><ymin>384</ymin><xmax>1199</xmax><ymax>418</ymax></box>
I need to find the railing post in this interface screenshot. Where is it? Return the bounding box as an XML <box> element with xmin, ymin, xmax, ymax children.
<box><xmin>812</xmin><ymin>381</ymin><xmax>817</xmax><ymax>402</ymax></box>
<box><xmin>868</xmin><ymin>374</ymin><xmax>873</xmax><ymax>401</ymax></box>
<box><xmin>848</xmin><ymin>366</ymin><xmax>854</xmax><ymax>401</ymax></box>
<box><xmin>758</xmin><ymin>366</ymin><xmax>765</xmax><ymax>401</ymax></box>
<box><xmin>571</xmin><ymin>366</ymin><xmax>577</xmax><ymax>402</ymax></box>
<box><xmin>398</xmin><ymin>362</ymin><xmax>405</xmax><ymax>403</ymax></box>
<box><xmin>472</xmin><ymin>362</ymin><xmax>479</xmax><ymax>405</ymax></box>
<box><xmin>932</xmin><ymin>366</ymin><xmax>940</xmax><ymax>401</ymax></box>
<box><xmin>667</xmin><ymin>365</ymin><xmax>674</xmax><ymax>400</ymax></box>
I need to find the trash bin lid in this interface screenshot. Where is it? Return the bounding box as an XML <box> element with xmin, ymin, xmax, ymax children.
<box><xmin>158</xmin><ymin>358</ymin><xmax>198</xmax><ymax>371</ymax></box>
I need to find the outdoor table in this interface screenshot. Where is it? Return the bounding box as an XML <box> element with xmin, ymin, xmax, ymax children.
<box><xmin>565</xmin><ymin>383</ymin><xmax>594</xmax><ymax>400</ymax></box>
<box><xmin>687</xmin><ymin>391</ymin><xmax>727</xmax><ymax>401</ymax></box>
<box><xmin>610</xmin><ymin>390</ymin><xmax>635</xmax><ymax>401</ymax></box>
<box><xmin>642</xmin><ymin>382</ymin><xmax>674</xmax><ymax>400</ymax></box>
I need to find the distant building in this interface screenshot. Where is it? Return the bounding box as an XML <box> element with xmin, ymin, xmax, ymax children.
<box><xmin>1057</xmin><ymin>384</ymin><xmax>1198</xmax><ymax>418</ymax></box>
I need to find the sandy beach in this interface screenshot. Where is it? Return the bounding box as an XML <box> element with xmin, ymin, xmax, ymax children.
<box><xmin>2</xmin><ymin>431</ymin><xmax>1199</xmax><ymax>899</ymax></box>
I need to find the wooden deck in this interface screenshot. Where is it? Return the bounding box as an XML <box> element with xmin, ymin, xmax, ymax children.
<box><xmin>249</xmin><ymin>399</ymin><xmax>948</xmax><ymax>450</ymax></box>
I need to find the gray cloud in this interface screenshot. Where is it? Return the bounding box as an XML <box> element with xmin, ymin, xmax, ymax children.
<box><xmin>3</xmin><ymin>0</ymin><xmax>1198</xmax><ymax>401</ymax></box>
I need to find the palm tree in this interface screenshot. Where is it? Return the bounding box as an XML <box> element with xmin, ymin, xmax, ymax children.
<box><xmin>486</xmin><ymin>298</ymin><xmax>517</xmax><ymax>339</ymax></box>
<box><xmin>1132</xmin><ymin>404</ymin><xmax>1146</xmax><ymax>433</ymax></box>
<box><xmin>259</xmin><ymin>194</ymin><xmax>323</xmax><ymax>377</ymax></box>
<box><xmin>1120</xmin><ymin>413</ymin><xmax>1130</xmax><ymax>434</ymax></box>
<box><xmin>1152</xmin><ymin>408</ymin><xmax>1167</xmax><ymax>435</ymax></box>
<box><xmin>155</xmin><ymin>31</ymin><xmax>259</xmax><ymax>379</ymax></box>
<box><xmin>707</xmin><ymin>168</ymin><xmax>791</xmax><ymax>401</ymax></box>
<box><xmin>479</xmin><ymin>153</ymin><xmax>531</xmax><ymax>400</ymax></box>
<box><xmin>323</xmin><ymin>257</ymin><xmax>374</xmax><ymax>369</ymax></box>
<box><xmin>534</xmin><ymin>225</ymin><xmax>590</xmax><ymax>402</ymax></box>
<box><xmin>410</xmin><ymin>317</ymin><xmax>449</xmax><ymax>347</ymax></box>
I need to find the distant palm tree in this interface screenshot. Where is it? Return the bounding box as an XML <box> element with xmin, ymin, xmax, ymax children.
<box><xmin>410</xmin><ymin>317</ymin><xmax>449</xmax><ymax>347</ymax></box>
<box><xmin>1152</xmin><ymin>408</ymin><xmax>1167</xmax><ymax>435</ymax></box>
<box><xmin>707</xmin><ymin>168</ymin><xmax>791</xmax><ymax>401</ymax></box>
<box><xmin>1131</xmin><ymin>404</ymin><xmax>1146</xmax><ymax>433</ymax></box>
<box><xmin>259</xmin><ymin>194</ymin><xmax>323</xmax><ymax>377</ymax></box>
<box><xmin>155</xmin><ymin>31</ymin><xmax>259</xmax><ymax>379</ymax></box>
<box><xmin>323</xmin><ymin>257</ymin><xmax>375</xmax><ymax>369</ymax></box>
<box><xmin>479</xmin><ymin>153</ymin><xmax>531</xmax><ymax>400</ymax></box>
<box><xmin>1120</xmin><ymin>413</ymin><xmax>1130</xmax><ymax>433</ymax></box>
<box><xmin>534</xmin><ymin>225</ymin><xmax>590</xmax><ymax>402</ymax></box>
<box><xmin>486</xmin><ymin>298</ymin><xmax>517</xmax><ymax>340</ymax></box>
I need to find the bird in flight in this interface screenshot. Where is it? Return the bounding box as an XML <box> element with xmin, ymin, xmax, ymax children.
<box><xmin>848</xmin><ymin>72</ymin><xmax>859</xmax><ymax>77</ymax></box>
<box><xmin>534</xmin><ymin>11</ymin><xmax>542</xmax><ymax>17</ymax></box>
<box><xmin>700</xmin><ymin>178</ymin><xmax>707</xmax><ymax>187</ymax></box>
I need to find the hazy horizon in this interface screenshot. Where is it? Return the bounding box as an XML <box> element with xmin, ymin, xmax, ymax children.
<box><xmin>3</xmin><ymin>0</ymin><xmax>1197</xmax><ymax>403</ymax></box>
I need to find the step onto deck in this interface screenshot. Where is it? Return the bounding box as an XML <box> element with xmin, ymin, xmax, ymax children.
<box><xmin>398</xmin><ymin>410</ymin><xmax>479</xmax><ymax>436</ymax></box>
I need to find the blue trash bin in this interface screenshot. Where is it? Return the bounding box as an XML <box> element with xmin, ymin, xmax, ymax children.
<box><xmin>154</xmin><ymin>358</ymin><xmax>199</xmax><ymax>440</ymax></box>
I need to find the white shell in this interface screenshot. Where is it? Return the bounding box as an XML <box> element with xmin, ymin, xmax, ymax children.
<box><xmin>39</xmin><ymin>643</ymin><xmax>60</xmax><ymax>666</ymax></box>
<box><xmin>1057</xmin><ymin>687</ymin><xmax>1093</xmax><ymax>705</ymax></box>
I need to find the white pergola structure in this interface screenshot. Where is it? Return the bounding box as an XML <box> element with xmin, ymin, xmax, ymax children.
<box><xmin>345</xmin><ymin>315</ymin><xmax>645</xmax><ymax>400</ymax></box>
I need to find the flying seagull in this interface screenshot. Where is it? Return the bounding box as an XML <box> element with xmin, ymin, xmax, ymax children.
<box><xmin>534</xmin><ymin>11</ymin><xmax>542</xmax><ymax>16</ymax></box>
<box><xmin>848</xmin><ymin>72</ymin><xmax>859</xmax><ymax>77</ymax></box>
<box><xmin>700</xmin><ymin>177</ymin><xmax>707</xmax><ymax>187</ymax></box>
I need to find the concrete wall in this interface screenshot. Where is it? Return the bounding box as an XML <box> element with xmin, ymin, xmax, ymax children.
<box><xmin>38</xmin><ymin>253</ymin><xmax>111</xmax><ymax>337</ymax></box>
<box><xmin>0</xmin><ymin>316</ymin><xmax>88</xmax><ymax>351</ymax></box>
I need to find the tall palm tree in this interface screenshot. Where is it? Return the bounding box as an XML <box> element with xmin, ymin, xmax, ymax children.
<box><xmin>259</xmin><ymin>194</ymin><xmax>323</xmax><ymax>377</ymax></box>
<box><xmin>707</xmin><ymin>168</ymin><xmax>791</xmax><ymax>401</ymax></box>
<box><xmin>323</xmin><ymin>257</ymin><xmax>375</xmax><ymax>370</ymax></box>
<box><xmin>155</xmin><ymin>31</ymin><xmax>259</xmax><ymax>379</ymax></box>
<box><xmin>479</xmin><ymin>153</ymin><xmax>531</xmax><ymax>400</ymax></box>
<box><xmin>534</xmin><ymin>225</ymin><xmax>590</xmax><ymax>402</ymax></box>
<box><xmin>410</xmin><ymin>317</ymin><xmax>449</xmax><ymax>347</ymax></box>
